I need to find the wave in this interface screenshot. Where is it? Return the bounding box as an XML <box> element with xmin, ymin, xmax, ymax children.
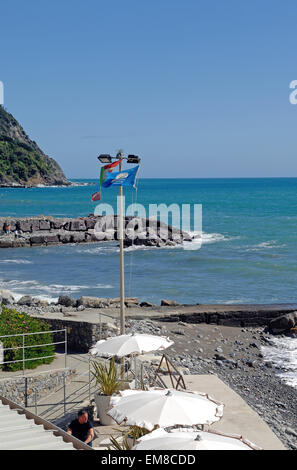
<box><xmin>0</xmin><ymin>278</ymin><xmax>114</xmax><ymax>303</ymax></box>
<box><xmin>201</xmin><ymin>232</ymin><xmax>238</xmax><ymax>244</ymax></box>
<box><xmin>0</xmin><ymin>259</ymin><xmax>32</xmax><ymax>264</ymax></box>
<box><xmin>245</xmin><ymin>241</ymin><xmax>287</xmax><ymax>252</ymax></box>
<box><xmin>214</xmin><ymin>298</ymin><xmax>253</xmax><ymax>304</ymax></box>
<box><xmin>261</xmin><ymin>337</ymin><xmax>297</xmax><ymax>389</ymax></box>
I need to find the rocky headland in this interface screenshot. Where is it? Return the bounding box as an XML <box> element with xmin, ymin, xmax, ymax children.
<box><xmin>0</xmin><ymin>105</ymin><xmax>70</xmax><ymax>187</ymax></box>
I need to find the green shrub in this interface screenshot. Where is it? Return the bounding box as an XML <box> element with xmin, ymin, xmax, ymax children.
<box><xmin>0</xmin><ymin>306</ymin><xmax>55</xmax><ymax>371</ymax></box>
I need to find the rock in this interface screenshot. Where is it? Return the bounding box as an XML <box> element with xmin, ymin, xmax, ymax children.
<box><xmin>268</xmin><ymin>312</ymin><xmax>297</xmax><ymax>334</ymax></box>
<box><xmin>140</xmin><ymin>301</ymin><xmax>156</xmax><ymax>308</ymax></box>
<box><xmin>51</xmin><ymin>218</ymin><xmax>68</xmax><ymax>230</ymax></box>
<box><xmin>44</xmin><ymin>234</ymin><xmax>59</xmax><ymax>245</ymax></box>
<box><xmin>58</xmin><ymin>295</ymin><xmax>76</xmax><ymax>308</ymax></box>
<box><xmin>30</xmin><ymin>235</ymin><xmax>46</xmax><ymax>245</ymax></box>
<box><xmin>39</xmin><ymin>220</ymin><xmax>51</xmax><ymax>230</ymax></box>
<box><xmin>124</xmin><ymin>297</ymin><xmax>139</xmax><ymax>307</ymax></box>
<box><xmin>0</xmin><ymin>289</ymin><xmax>15</xmax><ymax>305</ymax></box>
<box><xmin>285</xmin><ymin>427</ymin><xmax>297</xmax><ymax>437</ymax></box>
<box><xmin>161</xmin><ymin>299</ymin><xmax>180</xmax><ymax>307</ymax></box>
<box><xmin>214</xmin><ymin>353</ymin><xmax>227</xmax><ymax>361</ymax></box>
<box><xmin>71</xmin><ymin>232</ymin><xmax>86</xmax><ymax>243</ymax></box>
<box><xmin>85</xmin><ymin>218</ymin><xmax>97</xmax><ymax>230</ymax></box>
<box><xmin>17</xmin><ymin>220</ymin><xmax>32</xmax><ymax>232</ymax></box>
<box><xmin>76</xmin><ymin>305</ymin><xmax>85</xmax><ymax>311</ymax></box>
<box><xmin>76</xmin><ymin>296</ymin><xmax>108</xmax><ymax>308</ymax></box>
<box><xmin>246</xmin><ymin>360</ymin><xmax>257</xmax><ymax>368</ymax></box>
<box><xmin>69</xmin><ymin>220</ymin><xmax>86</xmax><ymax>231</ymax></box>
<box><xmin>0</xmin><ymin>238</ymin><xmax>14</xmax><ymax>248</ymax></box>
<box><xmin>59</xmin><ymin>231</ymin><xmax>72</xmax><ymax>243</ymax></box>
<box><xmin>17</xmin><ymin>295</ymin><xmax>40</xmax><ymax>306</ymax></box>
<box><xmin>171</xmin><ymin>328</ymin><xmax>185</xmax><ymax>335</ymax></box>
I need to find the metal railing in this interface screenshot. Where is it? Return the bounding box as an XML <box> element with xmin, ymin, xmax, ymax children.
<box><xmin>0</xmin><ymin>328</ymin><xmax>67</xmax><ymax>375</ymax></box>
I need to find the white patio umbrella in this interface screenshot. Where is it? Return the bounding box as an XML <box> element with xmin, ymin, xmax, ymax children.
<box><xmin>107</xmin><ymin>388</ymin><xmax>224</xmax><ymax>431</ymax></box>
<box><xmin>132</xmin><ymin>427</ymin><xmax>262</xmax><ymax>450</ymax></box>
<box><xmin>89</xmin><ymin>333</ymin><xmax>174</xmax><ymax>358</ymax></box>
<box><xmin>89</xmin><ymin>333</ymin><xmax>174</xmax><ymax>388</ymax></box>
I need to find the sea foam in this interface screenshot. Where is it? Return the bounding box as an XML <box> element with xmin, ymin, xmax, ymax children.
<box><xmin>261</xmin><ymin>337</ymin><xmax>297</xmax><ymax>389</ymax></box>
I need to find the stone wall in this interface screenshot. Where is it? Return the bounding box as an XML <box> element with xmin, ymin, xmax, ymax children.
<box><xmin>41</xmin><ymin>318</ymin><xmax>119</xmax><ymax>353</ymax></box>
<box><xmin>0</xmin><ymin>368</ymin><xmax>76</xmax><ymax>407</ymax></box>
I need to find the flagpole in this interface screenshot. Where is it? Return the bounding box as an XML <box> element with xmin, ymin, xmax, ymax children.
<box><xmin>97</xmin><ymin>152</ymin><xmax>140</xmax><ymax>343</ymax></box>
<box><xmin>119</xmin><ymin>159</ymin><xmax>125</xmax><ymax>336</ymax></box>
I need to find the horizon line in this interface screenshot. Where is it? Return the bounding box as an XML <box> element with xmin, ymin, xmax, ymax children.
<box><xmin>68</xmin><ymin>176</ymin><xmax>297</xmax><ymax>180</ymax></box>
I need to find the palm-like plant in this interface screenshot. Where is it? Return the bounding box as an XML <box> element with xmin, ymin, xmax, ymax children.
<box><xmin>91</xmin><ymin>357</ymin><xmax>122</xmax><ymax>396</ymax></box>
<box><xmin>109</xmin><ymin>426</ymin><xmax>152</xmax><ymax>450</ymax></box>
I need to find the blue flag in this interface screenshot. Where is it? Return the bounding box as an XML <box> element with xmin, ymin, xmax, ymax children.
<box><xmin>102</xmin><ymin>165</ymin><xmax>139</xmax><ymax>188</ymax></box>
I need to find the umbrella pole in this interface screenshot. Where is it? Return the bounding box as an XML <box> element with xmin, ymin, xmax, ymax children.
<box><xmin>134</xmin><ymin>354</ymin><xmax>137</xmax><ymax>389</ymax></box>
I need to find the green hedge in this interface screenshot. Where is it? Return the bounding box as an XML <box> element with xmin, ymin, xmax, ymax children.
<box><xmin>0</xmin><ymin>307</ymin><xmax>55</xmax><ymax>371</ymax></box>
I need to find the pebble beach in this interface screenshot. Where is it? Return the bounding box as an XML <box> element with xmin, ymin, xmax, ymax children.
<box><xmin>125</xmin><ymin>318</ymin><xmax>297</xmax><ymax>450</ymax></box>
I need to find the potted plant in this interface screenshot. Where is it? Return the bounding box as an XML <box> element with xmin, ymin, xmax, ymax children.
<box><xmin>109</xmin><ymin>425</ymin><xmax>156</xmax><ymax>450</ymax></box>
<box><xmin>91</xmin><ymin>357</ymin><xmax>123</xmax><ymax>425</ymax></box>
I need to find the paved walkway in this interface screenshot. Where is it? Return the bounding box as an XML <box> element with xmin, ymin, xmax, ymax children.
<box><xmin>0</xmin><ymin>354</ymin><xmax>287</xmax><ymax>450</ymax></box>
<box><xmin>91</xmin><ymin>374</ymin><xmax>286</xmax><ymax>450</ymax></box>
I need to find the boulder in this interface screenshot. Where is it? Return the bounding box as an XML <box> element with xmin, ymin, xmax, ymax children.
<box><xmin>0</xmin><ymin>238</ymin><xmax>14</xmax><ymax>248</ymax></box>
<box><xmin>16</xmin><ymin>219</ymin><xmax>32</xmax><ymax>232</ymax></box>
<box><xmin>44</xmin><ymin>234</ymin><xmax>59</xmax><ymax>245</ymax></box>
<box><xmin>58</xmin><ymin>295</ymin><xmax>76</xmax><ymax>308</ymax></box>
<box><xmin>161</xmin><ymin>299</ymin><xmax>180</xmax><ymax>307</ymax></box>
<box><xmin>29</xmin><ymin>235</ymin><xmax>46</xmax><ymax>245</ymax></box>
<box><xmin>39</xmin><ymin>219</ymin><xmax>51</xmax><ymax>230</ymax></box>
<box><xmin>69</xmin><ymin>220</ymin><xmax>86</xmax><ymax>231</ymax></box>
<box><xmin>0</xmin><ymin>289</ymin><xmax>15</xmax><ymax>305</ymax></box>
<box><xmin>51</xmin><ymin>218</ymin><xmax>68</xmax><ymax>230</ymax></box>
<box><xmin>140</xmin><ymin>301</ymin><xmax>156</xmax><ymax>308</ymax></box>
<box><xmin>125</xmin><ymin>297</ymin><xmax>139</xmax><ymax>307</ymax></box>
<box><xmin>109</xmin><ymin>297</ymin><xmax>139</xmax><ymax>307</ymax></box>
<box><xmin>85</xmin><ymin>218</ymin><xmax>97</xmax><ymax>230</ymax></box>
<box><xmin>94</xmin><ymin>215</ymin><xmax>116</xmax><ymax>233</ymax></box>
<box><xmin>59</xmin><ymin>231</ymin><xmax>72</xmax><ymax>243</ymax></box>
<box><xmin>76</xmin><ymin>296</ymin><xmax>109</xmax><ymax>308</ymax></box>
<box><xmin>71</xmin><ymin>232</ymin><xmax>86</xmax><ymax>243</ymax></box>
<box><xmin>17</xmin><ymin>295</ymin><xmax>40</xmax><ymax>307</ymax></box>
<box><xmin>30</xmin><ymin>219</ymin><xmax>40</xmax><ymax>231</ymax></box>
<box><xmin>268</xmin><ymin>312</ymin><xmax>297</xmax><ymax>334</ymax></box>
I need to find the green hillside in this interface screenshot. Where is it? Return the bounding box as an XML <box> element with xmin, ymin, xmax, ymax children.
<box><xmin>0</xmin><ymin>106</ymin><xmax>70</xmax><ymax>187</ymax></box>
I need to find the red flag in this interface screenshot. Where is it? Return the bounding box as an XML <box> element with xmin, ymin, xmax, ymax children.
<box><xmin>91</xmin><ymin>191</ymin><xmax>101</xmax><ymax>201</ymax></box>
<box><xmin>104</xmin><ymin>159</ymin><xmax>122</xmax><ymax>170</ymax></box>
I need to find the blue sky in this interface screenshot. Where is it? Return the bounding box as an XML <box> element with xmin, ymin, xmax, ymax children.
<box><xmin>1</xmin><ymin>0</ymin><xmax>297</xmax><ymax>178</ymax></box>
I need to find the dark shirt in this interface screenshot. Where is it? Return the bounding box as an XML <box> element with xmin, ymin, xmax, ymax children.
<box><xmin>68</xmin><ymin>418</ymin><xmax>93</xmax><ymax>442</ymax></box>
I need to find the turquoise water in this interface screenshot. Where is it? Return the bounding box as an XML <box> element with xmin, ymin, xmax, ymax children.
<box><xmin>0</xmin><ymin>178</ymin><xmax>297</xmax><ymax>305</ymax></box>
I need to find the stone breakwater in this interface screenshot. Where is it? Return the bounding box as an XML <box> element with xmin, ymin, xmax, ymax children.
<box><xmin>0</xmin><ymin>215</ymin><xmax>194</xmax><ymax>248</ymax></box>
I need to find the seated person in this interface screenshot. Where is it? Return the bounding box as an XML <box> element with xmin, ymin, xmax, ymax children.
<box><xmin>67</xmin><ymin>409</ymin><xmax>94</xmax><ymax>447</ymax></box>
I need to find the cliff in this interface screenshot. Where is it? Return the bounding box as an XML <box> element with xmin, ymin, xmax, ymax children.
<box><xmin>0</xmin><ymin>106</ymin><xmax>70</xmax><ymax>187</ymax></box>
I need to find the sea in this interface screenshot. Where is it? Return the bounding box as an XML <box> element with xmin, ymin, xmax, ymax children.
<box><xmin>0</xmin><ymin>177</ymin><xmax>296</xmax><ymax>388</ymax></box>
